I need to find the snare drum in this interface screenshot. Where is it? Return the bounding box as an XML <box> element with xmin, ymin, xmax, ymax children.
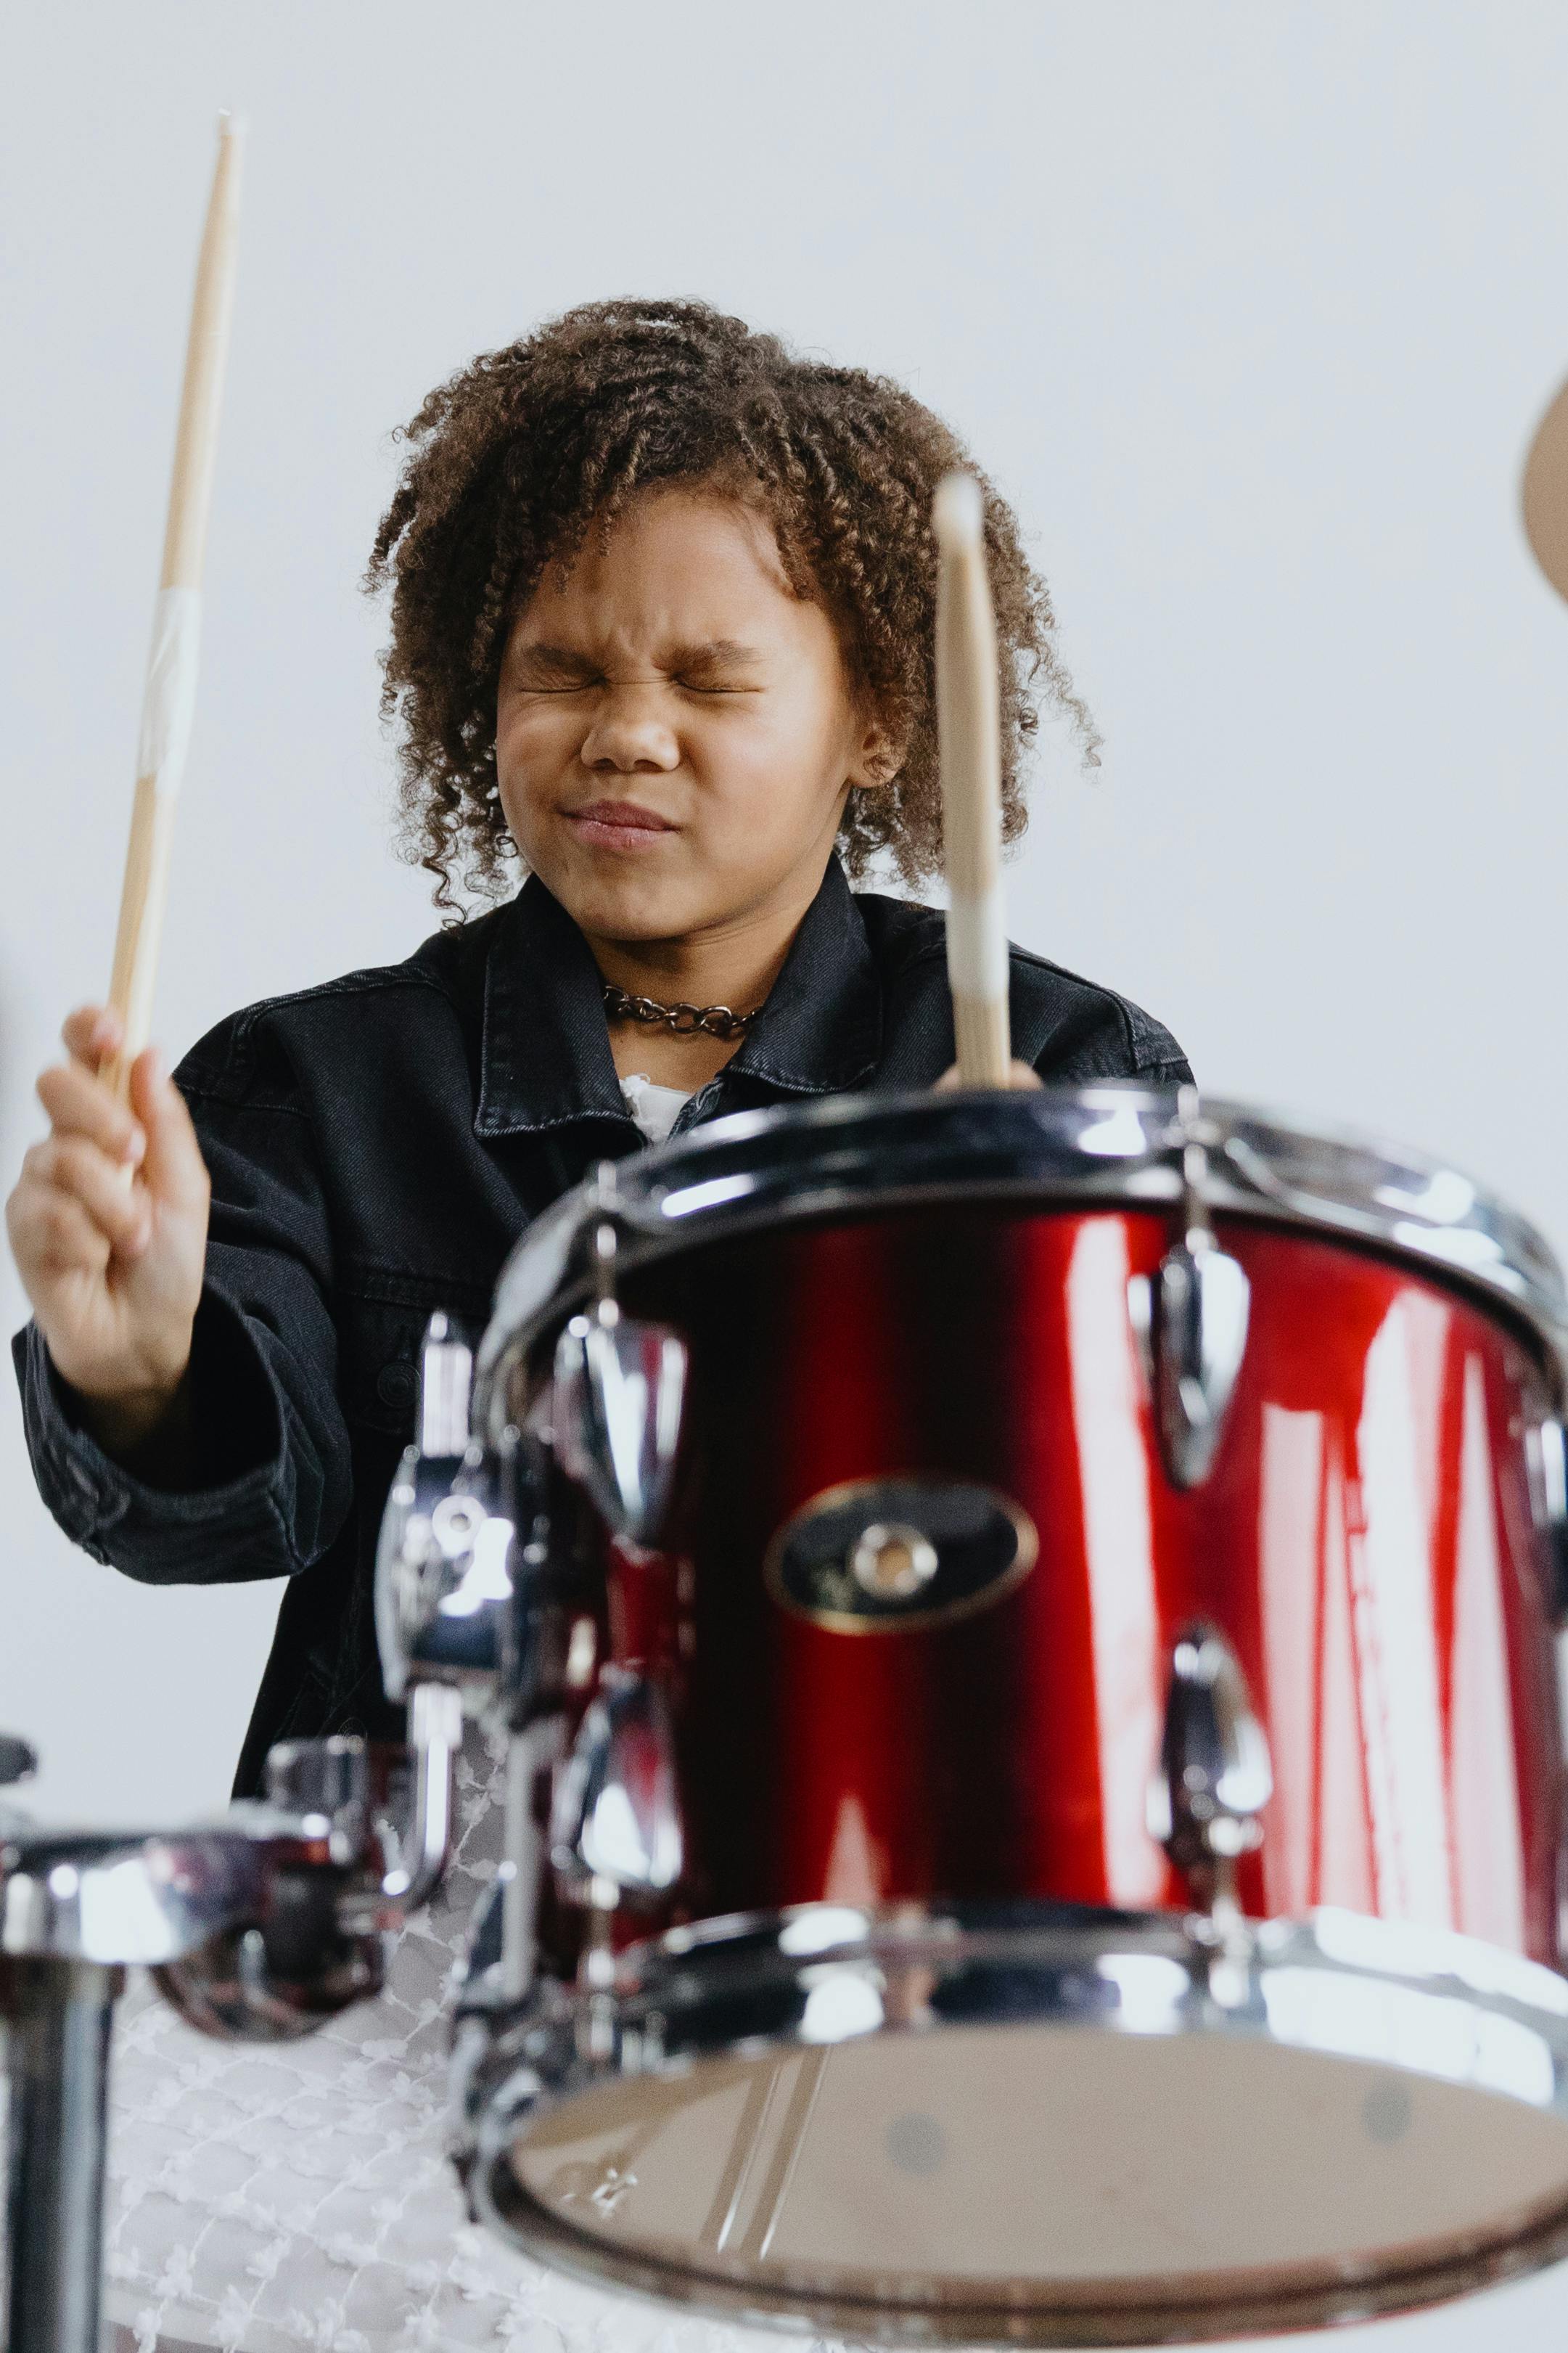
<box><xmin>443</xmin><ymin>1089</ymin><xmax>1568</xmax><ymax>2343</ymax></box>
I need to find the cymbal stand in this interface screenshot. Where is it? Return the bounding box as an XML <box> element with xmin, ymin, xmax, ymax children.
<box><xmin>0</xmin><ymin>1690</ymin><xmax>461</xmax><ymax>2353</ymax></box>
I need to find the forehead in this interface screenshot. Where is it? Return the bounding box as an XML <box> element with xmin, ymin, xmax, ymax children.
<box><xmin>514</xmin><ymin>489</ymin><xmax>803</xmax><ymax>646</ymax></box>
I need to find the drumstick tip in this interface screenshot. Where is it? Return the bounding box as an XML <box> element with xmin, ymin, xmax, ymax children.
<box><xmin>932</xmin><ymin>470</ymin><xmax>983</xmax><ymax>551</ymax></box>
<box><xmin>216</xmin><ymin>108</ymin><xmax>249</xmax><ymax>144</ymax></box>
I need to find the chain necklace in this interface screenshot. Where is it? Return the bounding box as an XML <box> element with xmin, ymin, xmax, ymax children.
<box><xmin>602</xmin><ymin>981</ymin><xmax>760</xmax><ymax>1042</ymax></box>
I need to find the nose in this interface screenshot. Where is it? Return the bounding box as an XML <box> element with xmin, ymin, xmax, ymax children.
<box><xmin>579</xmin><ymin>687</ymin><xmax>681</xmax><ymax>776</ymax></box>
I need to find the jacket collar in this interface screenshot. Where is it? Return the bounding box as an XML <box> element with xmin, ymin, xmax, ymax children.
<box><xmin>474</xmin><ymin>857</ymin><xmax>882</xmax><ymax>1139</ymax></box>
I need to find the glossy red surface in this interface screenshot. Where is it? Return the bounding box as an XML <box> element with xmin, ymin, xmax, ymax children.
<box><xmin>603</xmin><ymin>1206</ymin><xmax>1564</xmax><ymax>1964</ymax></box>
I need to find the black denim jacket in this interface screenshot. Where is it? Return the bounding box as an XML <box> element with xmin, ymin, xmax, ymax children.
<box><xmin>12</xmin><ymin>860</ymin><xmax>1190</xmax><ymax>1796</ymax></box>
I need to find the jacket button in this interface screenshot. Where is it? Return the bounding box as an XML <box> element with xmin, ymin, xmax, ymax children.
<box><xmin>377</xmin><ymin>1362</ymin><xmax>418</xmax><ymax>1411</ymax></box>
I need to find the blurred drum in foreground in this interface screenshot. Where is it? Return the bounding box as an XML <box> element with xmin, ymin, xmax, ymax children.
<box><xmin>381</xmin><ymin>1088</ymin><xmax>1568</xmax><ymax>2344</ymax></box>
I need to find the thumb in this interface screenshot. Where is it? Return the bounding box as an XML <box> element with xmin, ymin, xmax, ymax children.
<box><xmin>129</xmin><ymin>1048</ymin><xmax>210</xmax><ymax>1214</ymax></box>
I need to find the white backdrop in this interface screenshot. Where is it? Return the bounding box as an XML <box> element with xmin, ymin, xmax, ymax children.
<box><xmin>7</xmin><ymin>4</ymin><xmax>1568</xmax><ymax>2343</ymax></box>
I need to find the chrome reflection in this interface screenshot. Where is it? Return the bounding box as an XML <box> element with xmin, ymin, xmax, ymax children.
<box><xmin>456</xmin><ymin>1898</ymin><xmax>1568</xmax><ymax>2346</ymax></box>
<box><xmin>475</xmin><ymin>1088</ymin><xmax>1568</xmax><ymax>1450</ymax></box>
<box><xmin>551</xmin><ymin>1168</ymin><xmax>688</xmax><ymax>1547</ymax></box>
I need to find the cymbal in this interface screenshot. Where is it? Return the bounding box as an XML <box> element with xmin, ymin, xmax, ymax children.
<box><xmin>1523</xmin><ymin>374</ymin><xmax>1568</xmax><ymax>602</ymax></box>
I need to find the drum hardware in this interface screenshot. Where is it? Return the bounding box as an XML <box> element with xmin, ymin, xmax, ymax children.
<box><xmin>852</xmin><ymin>1523</ymin><xmax>938</xmax><ymax>1599</ymax></box>
<box><xmin>1134</xmin><ymin>1089</ymin><xmax>1252</xmax><ymax>1491</ymax></box>
<box><xmin>1147</xmin><ymin>1624</ymin><xmax>1273</xmax><ymax>1986</ymax></box>
<box><xmin>452</xmin><ymin>1896</ymin><xmax>1568</xmax><ymax>2344</ymax></box>
<box><xmin>376</xmin><ymin>1314</ymin><xmax>577</xmax><ymax>2010</ymax></box>
<box><xmin>498</xmin><ymin>1716</ymin><xmax>569</xmax><ymax>2003</ymax></box>
<box><xmin>763</xmin><ymin>1476</ymin><xmax>1038</xmax><ymax>1632</ymax></box>
<box><xmin>415</xmin><ymin>1307</ymin><xmax>475</xmax><ymax>1454</ymax></box>
<box><xmin>438</xmin><ymin>1089</ymin><xmax>1568</xmax><ymax>2339</ymax></box>
<box><xmin>473</xmin><ymin>1092</ymin><xmax>1568</xmax><ymax>1446</ymax></box>
<box><xmin>551</xmin><ymin>1164</ymin><xmax>689</xmax><ymax>1547</ymax></box>
<box><xmin>149</xmin><ymin>1736</ymin><xmax>393</xmax><ymax>2039</ymax></box>
<box><xmin>1529</xmin><ymin>1419</ymin><xmax>1568</xmax><ymax>1888</ymax></box>
<box><xmin>1531</xmin><ymin>1415</ymin><xmax>1568</xmax><ymax>1617</ymax></box>
<box><xmin>549</xmin><ymin>1666</ymin><xmax>684</xmax><ymax>1904</ymax></box>
<box><xmin>377</xmin><ymin>1316</ymin><xmax>525</xmax><ymax>1711</ymax></box>
<box><xmin>377</xmin><ymin>1303</ymin><xmax>628</xmax><ymax>2001</ymax></box>
<box><xmin>0</xmin><ymin>1706</ymin><xmax>461</xmax><ymax>2353</ymax></box>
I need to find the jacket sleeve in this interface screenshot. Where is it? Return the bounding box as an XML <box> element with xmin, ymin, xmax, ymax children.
<box><xmin>1013</xmin><ymin>967</ymin><xmax>1194</xmax><ymax>1089</ymax></box>
<box><xmin>10</xmin><ymin>1010</ymin><xmax>354</xmax><ymax>1587</ymax></box>
<box><xmin>1024</xmin><ymin>1019</ymin><xmax>1194</xmax><ymax>1089</ymax></box>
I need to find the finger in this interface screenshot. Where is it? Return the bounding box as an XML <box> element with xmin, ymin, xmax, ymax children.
<box><xmin>25</xmin><ymin>1137</ymin><xmax>152</xmax><ymax>1256</ymax></box>
<box><xmin>62</xmin><ymin>1004</ymin><xmax>123</xmax><ymax>1073</ymax></box>
<box><xmin>36</xmin><ymin>1061</ymin><xmax>147</xmax><ymax>1165</ymax></box>
<box><xmin>22</xmin><ymin>1184</ymin><xmax>113</xmax><ymax>1279</ymax></box>
<box><xmin>129</xmin><ymin>1049</ymin><xmax>210</xmax><ymax>1214</ymax></box>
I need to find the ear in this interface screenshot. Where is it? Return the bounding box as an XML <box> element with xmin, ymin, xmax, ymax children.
<box><xmin>846</xmin><ymin>711</ymin><xmax>903</xmax><ymax>792</ymax></box>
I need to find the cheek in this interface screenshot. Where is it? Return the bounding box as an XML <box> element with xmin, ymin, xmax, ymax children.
<box><xmin>695</xmin><ymin>698</ymin><xmax>850</xmax><ymax>818</ymax></box>
<box><xmin>496</xmin><ymin>700</ymin><xmax>575</xmax><ymax>786</ymax></box>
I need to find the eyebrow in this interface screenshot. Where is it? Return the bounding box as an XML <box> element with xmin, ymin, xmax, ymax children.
<box><xmin>511</xmin><ymin>642</ymin><xmax>599</xmax><ymax>676</ymax></box>
<box><xmin>668</xmin><ymin>639</ymin><xmax>763</xmax><ymax>671</ymax></box>
<box><xmin>512</xmin><ymin>638</ymin><xmax>765</xmax><ymax>675</ymax></box>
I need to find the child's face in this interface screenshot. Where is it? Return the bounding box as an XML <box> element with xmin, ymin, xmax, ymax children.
<box><xmin>496</xmin><ymin>488</ymin><xmax>888</xmax><ymax>947</ymax></box>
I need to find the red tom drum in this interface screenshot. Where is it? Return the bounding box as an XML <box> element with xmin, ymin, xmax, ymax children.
<box><xmin>456</xmin><ymin>1089</ymin><xmax>1568</xmax><ymax>2344</ymax></box>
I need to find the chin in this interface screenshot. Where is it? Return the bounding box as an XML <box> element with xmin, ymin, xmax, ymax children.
<box><xmin>549</xmin><ymin>866</ymin><xmax>713</xmax><ymax>946</ymax></box>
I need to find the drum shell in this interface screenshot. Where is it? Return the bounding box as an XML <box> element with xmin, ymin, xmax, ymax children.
<box><xmin>531</xmin><ymin>1203</ymin><xmax>1565</xmax><ymax>1965</ymax></box>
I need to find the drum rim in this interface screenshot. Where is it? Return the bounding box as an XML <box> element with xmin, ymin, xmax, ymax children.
<box><xmin>455</xmin><ymin>1898</ymin><xmax>1568</xmax><ymax>2346</ymax></box>
<box><xmin>475</xmin><ymin>1087</ymin><xmax>1568</xmax><ymax>1436</ymax></box>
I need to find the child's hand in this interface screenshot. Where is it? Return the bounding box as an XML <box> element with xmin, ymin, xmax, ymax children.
<box><xmin>5</xmin><ymin>1004</ymin><xmax>210</xmax><ymax>1452</ymax></box>
<box><xmin>934</xmin><ymin>1060</ymin><xmax>1044</xmax><ymax>1092</ymax></box>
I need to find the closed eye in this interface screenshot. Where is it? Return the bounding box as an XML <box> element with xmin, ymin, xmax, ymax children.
<box><xmin>509</xmin><ymin>642</ymin><xmax>602</xmax><ymax>694</ymax></box>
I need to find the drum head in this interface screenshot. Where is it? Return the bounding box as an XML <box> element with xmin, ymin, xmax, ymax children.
<box><xmin>466</xmin><ymin>1906</ymin><xmax>1568</xmax><ymax>2344</ymax></box>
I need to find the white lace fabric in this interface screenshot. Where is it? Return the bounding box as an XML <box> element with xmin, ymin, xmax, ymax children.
<box><xmin>101</xmin><ymin>1724</ymin><xmax>806</xmax><ymax>2353</ymax></box>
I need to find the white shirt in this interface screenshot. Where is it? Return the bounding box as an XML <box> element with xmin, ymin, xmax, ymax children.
<box><xmin>618</xmin><ymin>1073</ymin><xmax>693</xmax><ymax>1145</ymax></box>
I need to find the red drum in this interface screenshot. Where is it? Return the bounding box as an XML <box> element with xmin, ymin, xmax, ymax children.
<box><xmin>452</xmin><ymin>1090</ymin><xmax>1568</xmax><ymax>2343</ymax></box>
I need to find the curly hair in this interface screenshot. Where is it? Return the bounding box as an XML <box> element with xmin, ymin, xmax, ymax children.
<box><xmin>366</xmin><ymin>298</ymin><xmax>1096</xmax><ymax>915</ymax></box>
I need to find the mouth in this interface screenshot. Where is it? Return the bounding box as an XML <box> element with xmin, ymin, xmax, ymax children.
<box><xmin>562</xmin><ymin>800</ymin><xmax>679</xmax><ymax>851</ymax></box>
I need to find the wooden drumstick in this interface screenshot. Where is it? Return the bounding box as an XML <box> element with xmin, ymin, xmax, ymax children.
<box><xmin>101</xmin><ymin>113</ymin><xmax>245</xmax><ymax>1102</ymax></box>
<box><xmin>932</xmin><ymin>471</ymin><xmax>1011</xmax><ymax>1087</ymax></box>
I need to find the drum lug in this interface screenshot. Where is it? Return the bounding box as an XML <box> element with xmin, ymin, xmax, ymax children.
<box><xmin>1530</xmin><ymin>1416</ymin><xmax>1568</xmax><ymax>1618</ymax></box>
<box><xmin>552</xmin><ymin>1165</ymin><xmax>689</xmax><ymax>1544</ymax></box>
<box><xmin>550</xmin><ymin>1666</ymin><xmax>684</xmax><ymax>1902</ymax></box>
<box><xmin>1149</xmin><ymin>1622</ymin><xmax>1273</xmax><ymax>1922</ymax></box>
<box><xmin>1149</xmin><ymin>1090</ymin><xmax>1251</xmax><ymax>1489</ymax></box>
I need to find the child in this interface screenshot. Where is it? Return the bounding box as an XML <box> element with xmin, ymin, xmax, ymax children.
<box><xmin>6</xmin><ymin>297</ymin><xmax>1189</xmax><ymax>2350</ymax></box>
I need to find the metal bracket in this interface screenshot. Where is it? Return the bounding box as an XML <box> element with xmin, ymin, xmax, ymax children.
<box><xmin>1146</xmin><ymin>1089</ymin><xmax>1251</xmax><ymax>1489</ymax></box>
<box><xmin>552</xmin><ymin>1163</ymin><xmax>689</xmax><ymax>1546</ymax></box>
<box><xmin>376</xmin><ymin>1311</ymin><xmax>561</xmax><ymax>1738</ymax></box>
<box><xmin>1530</xmin><ymin>1415</ymin><xmax>1568</xmax><ymax>1621</ymax></box>
<box><xmin>549</xmin><ymin>1666</ymin><xmax>684</xmax><ymax>1903</ymax></box>
<box><xmin>0</xmin><ymin>1703</ymin><xmax>463</xmax><ymax>2353</ymax></box>
<box><xmin>1149</xmin><ymin>1621</ymin><xmax>1273</xmax><ymax>1926</ymax></box>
